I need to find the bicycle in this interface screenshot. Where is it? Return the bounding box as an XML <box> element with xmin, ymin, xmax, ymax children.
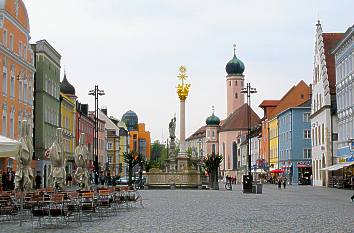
<box><xmin>225</xmin><ymin>182</ymin><xmax>232</xmax><ymax>190</ymax></box>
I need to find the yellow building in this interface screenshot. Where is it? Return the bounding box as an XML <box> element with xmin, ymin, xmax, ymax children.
<box><xmin>118</xmin><ymin>121</ymin><xmax>128</xmax><ymax>177</ymax></box>
<box><xmin>269</xmin><ymin>118</ymin><xmax>278</xmax><ymax>170</ymax></box>
<box><xmin>60</xmin><ymin>73</ymin><xmax>76</xmax><ymax>173</ymax></box>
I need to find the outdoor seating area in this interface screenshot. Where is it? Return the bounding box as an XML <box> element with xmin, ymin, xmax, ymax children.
<box><xmin>0</xmin><ymin>185</ymin><xmax>143</xmax><ymax>229</ymax></box>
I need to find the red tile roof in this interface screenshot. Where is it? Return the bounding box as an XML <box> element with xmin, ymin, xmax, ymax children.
<box><xmin>186</xmin><ymin>125</ymin><xmax>206</xmax><ymax>141</ymax></box>
<box><xmin>259</xmin><ymin>100</ymin><xmax>280</xmax><ymax>107</ymax></box>
<box><xmin>220</xmin><ymin>103</ymin><xmax>261</xmax><ymax>132</ymax></box>
<box><xmin>322</xmin><ymin>33</ymin><xmax>344</xmax><ymax>95</ymax></box>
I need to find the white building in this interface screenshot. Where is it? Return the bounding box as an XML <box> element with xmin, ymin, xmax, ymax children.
<box><xmin>311</xmin><ymin>21</ymin><xmax>343</xmax><ymax>186</ymax></box>
<box><xmin>333</xmin><ymin>25</ymin><xmax>354</xmax><ymax>160</ymax></box>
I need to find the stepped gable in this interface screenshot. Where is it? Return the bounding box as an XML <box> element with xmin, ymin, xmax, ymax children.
<box><xmin>322</xmin><ymin>33</ymin><xmax>344</xmax><ymax>95</ymax></box>
<box><xmin>220</xmin><ymin>103</ymin><xmax>260</xmax><ymax>132</ymax></box>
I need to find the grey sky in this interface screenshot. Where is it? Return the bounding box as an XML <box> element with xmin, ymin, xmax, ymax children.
<box><xmin>26</xmin><ymin>0</ymin><xmax>354</xmax><ymax>141</ymax></box>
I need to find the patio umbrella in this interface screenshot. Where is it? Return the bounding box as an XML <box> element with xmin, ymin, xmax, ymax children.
<box><xmin>270</xmin><ymin>169</ymin><xmax>284</xmax><ymax>173</ymax></box>
<box><xmin>0</xmin><ymin>135</ymin><xmax>20</xmax><ymax>158</ymax></box>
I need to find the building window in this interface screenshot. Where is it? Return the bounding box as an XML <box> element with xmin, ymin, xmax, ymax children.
<box><xmin>304</xmin><ymin>130</ymin><xmax>311</xmax><ymax>139</ymax></box>
<box><xmin>2</xmin><ymin>109</ymin><xmax>7</xmax><ymax>136</ymax></box>
<box><xmin>108</xmin><ymin>156</ymin><xmax>112</xmax><ymax>164</ymax></box>
<box><xmin>303</xmin><ymin>113</ymin><xmax>310</xmax><ymax>122</ymax></box>
<box><xmin>10</xmin><ymin>65</ymin><xmax>14</xmax><ymax>97</ymax></box>
<box><xmin>235</xmin><ymin>92</ymin><xmax>238</xmax><ymax>99</ymax></box>
<box><xmin>229</xmin><ymin>81</ymin><xmax>231</xmax><ymax>86</ymax></box>
<box><xmin>19</xmin><ymin>41</ymin><xmax>22</xmax><ymax>58</ymax></box>
<box><xmin>9</xmin><ymin>34</ymin><xmax>14</xmax><ymax>51</ymax></box>
<box><xmin>304</xmin><ymin>149</ymin><xmax>311</xmax><ymax>159</ymax></box>
<box><xmin>235</xmin><ymin>80</ymin><xmax>237</xmax><ymax>86</ymax></box>
<box><xmin>212</xmin><ymin>144</ymin><xmax>216</xmax><ymax>154</ymax></box>
<box><xmin>212</xmin><ymin>130</ymin><xmax>214</xmax><ymax>138</ymax></box>
<box><xmin>107</xmin><ymin>142</ymin><xmax>112</xmax><ymax>150</ymax></box>
<box><xmin>2</xmin><ymin>68</ymin><xmax>7</xmax><ymax>95</ymax></box>
<box><xmin>321</xmin><ymin>124</ymin><xmax>325</xmax><ymax>144</ymax></box>
<box><xmin>3</xmin><ymin>29</ymin><xmax>7</xmax><ymax>47</ymax></box>
<box><xmin>10</xmin><ymin>110</ymin><xmax>14</xmax><ymax>138</ymax></box>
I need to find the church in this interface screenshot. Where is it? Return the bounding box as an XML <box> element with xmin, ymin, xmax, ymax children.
<box><xmin>186</xmin><ymin>47</ymin><xmax>260</xmax><ymax>179</ymax></box>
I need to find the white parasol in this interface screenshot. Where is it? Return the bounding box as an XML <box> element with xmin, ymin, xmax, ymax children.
<box><xmin>0</xmin><ymin>135</ymin><xmax>20</xmax><ymax>158</ymax></box>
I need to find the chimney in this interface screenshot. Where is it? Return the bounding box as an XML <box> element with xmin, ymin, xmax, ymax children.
<box><xmin>101</xmin><ymin>107</ymin><xmax>107</xmax><ymax>116</ymax></box>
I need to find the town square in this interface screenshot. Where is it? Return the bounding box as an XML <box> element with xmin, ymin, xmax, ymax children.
<box><xmin>0</xmin><ymin>0</ymin><xmax>354</xmax><ymax>232</ymax></box>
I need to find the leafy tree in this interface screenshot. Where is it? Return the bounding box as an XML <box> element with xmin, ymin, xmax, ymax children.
<box><xmin>202</xmin><ymin>153</ymin><xmax>223</xmax><ymax>190</ymax></box>
<box><xmin>123</xmin><ymin>151</ymin><xmax>143</xmax><ymax>186</ymax></box>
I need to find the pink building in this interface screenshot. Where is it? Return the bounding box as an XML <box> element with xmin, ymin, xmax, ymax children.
<box><xmin>187</xmin><ymin>47</ymin><xmax>260</xmax><ymax>179</ymax></box>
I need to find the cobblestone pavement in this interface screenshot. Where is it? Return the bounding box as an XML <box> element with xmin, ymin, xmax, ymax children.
<box><xmin>1</xmin><ymin>184</ymin><xmax>354</xmax><ymax>233</ymax></box>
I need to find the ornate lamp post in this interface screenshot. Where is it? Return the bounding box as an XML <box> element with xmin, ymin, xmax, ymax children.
<box><xmin>241</xmin><ymin>83</ymin><xmax>257</xmax><ymax>177</ymax></box>
<box><xmin>89</xmin><ymin>85</ymin><xmax>105</xmax><ymax>185</ymax></box>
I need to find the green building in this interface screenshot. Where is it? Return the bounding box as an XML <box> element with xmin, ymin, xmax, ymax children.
<box><xmin>32</xmin><ymin>40</ymin><xmax>61</xmax><ymax>187</ymax></box>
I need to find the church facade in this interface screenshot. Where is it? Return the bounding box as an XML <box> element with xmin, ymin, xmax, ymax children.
<box><xmin>187</xmin><ymin>47</ymin><xmax>260</xmax><ymax>179</ymax></box>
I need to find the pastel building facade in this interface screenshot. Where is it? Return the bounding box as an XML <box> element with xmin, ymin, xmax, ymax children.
<box><xmin>0</xmin><ymin>0</ymin><xmax>35</xmax><ymax>171</ymax></box>
<box><xmin>333</xmin><ymin>25</ymin><xmax>354</xmax><ymax>159</ymax></box>
<box><xmin>311</xmin><ymin>21</ymin><xmax>343</xmax><ymax>186</ymax></box>
<box><xmin>259</xmin><ymin>81</ymin><xmax>311</xmax><ymax>171</ymax></box>
<box><xmin>60</xmin><ymin>73</ymin><xmax>76</xmax><ymax>173</ymax></box>
<box><xmin>278</xmin><ymin>100</ymin><xmax>312</xmax><ymax>184</ymax></box>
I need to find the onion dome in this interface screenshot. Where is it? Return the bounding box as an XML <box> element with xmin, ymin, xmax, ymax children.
<box><xmin>206</xmin><ymin>112</ymin><xmax>220</xmax><ymax>126</ymax></box>
<box><xmin>60</xmin><ymin>71</ymin><xmax>75</xmax><ymax>95</ymax></box>
<box><xmin>225</xmin><ymin>45</ymin><xmax>245</xmax><ymax>75</ymax></box>
<box><xmin>121</xmin><ymin>110</ymin><xmax>138</xmax><ymax>131</ymax></box>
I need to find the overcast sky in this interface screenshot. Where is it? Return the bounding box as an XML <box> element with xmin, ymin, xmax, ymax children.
<box><xmin>26</xmin><ymin>0</ymin><xmax>353</xmax><ymax>142</ymax></box>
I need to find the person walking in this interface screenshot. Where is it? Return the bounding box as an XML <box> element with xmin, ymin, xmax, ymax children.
<box><xmin>35</xmin><ymin>172</ymin><xmax>42</xmax><ymax>189</ymax></box>
<box><xmin>277</xmin><ymin>177</ymin><xmax>282</xmax><ymax>189</ymax></box>
<box><xmin>283</xmin><ymin>177</ymin><xmax>287</xmax><ymax>189</ymax></box>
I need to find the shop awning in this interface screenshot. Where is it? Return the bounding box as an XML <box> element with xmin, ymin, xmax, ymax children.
<box><xmin>320</xmin><ymin>162</ymin><xmax>354</xmax><ymax>171</ymax></box>
<box><xmin>0</xmin><ymin>135</ymin><xmax>19</xmax><ymax>158</ymax></box>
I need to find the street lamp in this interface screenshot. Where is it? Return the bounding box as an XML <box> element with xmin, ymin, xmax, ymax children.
<box><xmin>89</xmin><ymin>85</ymin><xmax>105</xmax><ymax>185</ymax></box>
<box><xmin>240</xmin><ymin>83</ymin><xmax>257</xmax><ymax>178</ymax></box>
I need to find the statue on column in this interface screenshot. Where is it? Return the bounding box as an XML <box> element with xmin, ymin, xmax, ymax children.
<box><xmin>47</xmin><ymin>128</ymin><xmax>66</xmax><ymax>190</ymax></box>
<box><xmin>15</xmin><ymin>120</ymin><xmax>34</xmax><ymax>192</ymax></box>
<box><xmin>74</xmin><ymin>133</ymin><xmax>89</xmax><ymax>189</ymax></box>
<box><xmin>169</xmin><ymin>116</ymin><xmax>176</xmax><ymax>140</ymax></box>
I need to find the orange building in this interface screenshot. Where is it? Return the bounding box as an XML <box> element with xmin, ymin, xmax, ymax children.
<box><xmin>129</xmin><ymin>123</ymin><xmax>151</xmax><ymax>160</ymax></box>
<box><xmin>0</xmin><ymin>0</ymin><xmax>35</xmax><ymax>171</ymax></box>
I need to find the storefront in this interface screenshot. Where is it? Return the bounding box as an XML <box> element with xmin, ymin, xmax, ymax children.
<box><xmin>297</xmin><ymin>161</ymin><xmax>312</xmax><ymax>185</ymax></box>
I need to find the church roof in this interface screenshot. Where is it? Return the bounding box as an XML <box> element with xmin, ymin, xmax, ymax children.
<box><xmin>220</xmin><ymin>103</ymin><xmax>260</xmax><ymax>132</ymax></box>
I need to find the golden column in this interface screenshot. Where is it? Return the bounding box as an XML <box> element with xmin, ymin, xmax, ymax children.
<box><xmin>176</xmin><ymin>66</ymin><xmax>191</xmax><ymax>154</ymax></box>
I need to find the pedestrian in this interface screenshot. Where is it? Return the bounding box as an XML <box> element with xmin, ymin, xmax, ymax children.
<box><xmin>226</xmin><ymin>175</ymin><xmax>229</xmax><ymax>184</ymax></box>
<box><xmin>2</xmin><ymin>172</ymin><xmax>7</xmax><ymax>191</ymax></box>
<box><xmin>66</xmin><ymin>174</ymin><xmax>72</xmax><ymax>187</ymax></box>
<box><xmin>0</xmin><ymin>170</ymin><xmax>2</xmax><ymax>191</ymax></box>
<box><xmin>283</xmin><ymin>177</ymin><xmax>287</xmax><ymax>189</ymax></box>
<box><xmin>35</xmin><ymin>172</ymin><xmax>42</xmax><ymax>189</ymax></box>
<box><xmin>277</xmin><ymin>177</ymin><xmax>281</xmax><ymax>189</ymax></box>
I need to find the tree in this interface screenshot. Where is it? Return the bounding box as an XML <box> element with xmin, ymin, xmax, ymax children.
<box><xmin>123</xmin><ymin>151</ymin><xmax>142</xmax><ymax>186</ymax></box>
<box><xmin>202</xmin><ymin>153</ymin><xmax>223</xmax><ymax>190</ymax></box>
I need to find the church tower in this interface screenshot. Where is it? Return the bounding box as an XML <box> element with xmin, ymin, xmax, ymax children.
<box><xmin>226</xmin><ymin>45</ymin><xmax>245</xmax><ymax>116</ymax></box>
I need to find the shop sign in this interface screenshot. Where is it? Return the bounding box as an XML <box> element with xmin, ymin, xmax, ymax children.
<box><xmin>339</xmin><ymin>158</ymin><xmax>346</xmax><ymax>163</ymax></box>
<box><xmin>297</xmin><ymin>161</ymin><xmax>311</xmax><ymax>167</ymax></box>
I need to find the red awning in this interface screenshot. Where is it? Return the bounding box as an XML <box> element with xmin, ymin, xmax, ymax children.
<box><xmin>270</xmin><ymin>169</ymin><xmax>284</xmax><ymax>173</ymax></box>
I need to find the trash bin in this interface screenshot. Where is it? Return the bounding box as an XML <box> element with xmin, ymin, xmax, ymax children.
<box><xmin>256</xmin><ymin>183</ymin><xmax>263</xmax><ymax>194</ymax></box>
<box><xmin>252</xmin><ymin>185</ymin><xmax>256</xmax><ymax>193</ymax></box>
<box><xmin>242</xmin><ymin>175</ymin><xmax>252</xmax><ymax>193</ymax></box>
